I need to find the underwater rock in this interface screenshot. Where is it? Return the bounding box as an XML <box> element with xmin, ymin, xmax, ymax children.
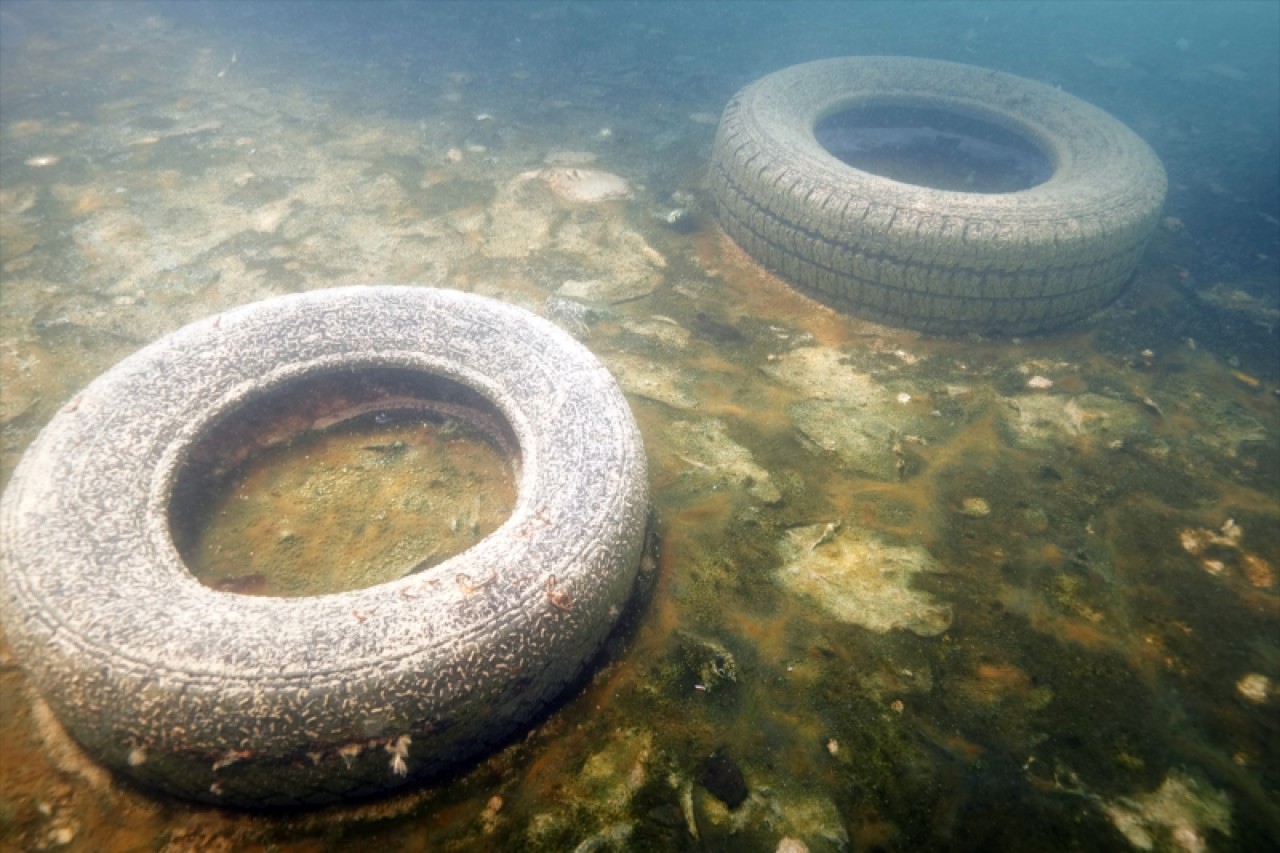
<box><xmin>762</xmin><ymin>346</ymin><xmax>881</xmax><ymax>402</ymax></box>
<box><xmin>620</xmin><ymin>315</ymin><xmax>692</xmax><ymax>350</ymax></box>
<box><xmin>1101</xmin><ymin>770</ymin><xmax>1231</xmax><ymax>852</ymax></box>
<box><xmin>577</xmin><ymin>728</ymin><xmax>654</xmax><ymax>812</ymax></box>
<box><xmin>665</xmin><ymin>418</ymin><xmax>782</xmax><ymax>504</ymax></box>
<box><xmin>776</xmin><ymin>524</ymin><xmax>952</xmax><ymax>637</ymax></box>
<box><xmin>542</xmin><ymin>295</ymin><xmax>604</xmax><ymax>338</ymax></box>
<box><xmin>483</xmin><ymin>174</ymin><xmax>555</xmax><ymax>259</ymax></box>
<box><xmin>688</xmin><ymin>758</ymin><xmax>851</xmax><ymax>850</ymax></box>
<box><xmin>762</xmin><ymin>347</ymin><xmax>921</xmax><ymax>481</ymax></box>
<box><xmin>1001</xmin><ymin>392</ymin><xmax>1149</xmax><ymax>451</ymax></box>
<box><xmin>695</xmin><ymin>750</ymin><xmax>749</xmax><ymax>809</ymax></box>
<box><xmin>558</xmin><ymin>276</ymin><xmax>655</xmax><ymax>305</ymax></box>
<box><xmin>602</xmin><ymin>353</ymin><xmax>700</xmax><ymax>410</ymax></box>
<box><xmin>676</xmin><ymin>630</ymin><xmax>739</xmax><ymax>692</ymax></box>
<box><xmin>1177</xmin><ymin>391</ymin><xmax>1268</xmax><ymax>459</ymax></box>
<box><xmin>520</xmin><ymin>730</ymin><xmax>653</xmax><ymax>848</ymax></box>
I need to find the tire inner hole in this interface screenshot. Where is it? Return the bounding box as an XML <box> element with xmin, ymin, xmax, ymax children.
<box><xmin>168</xmin><ymin>367</ymin><xmax>518</xmax><ymax>597</ymax></box>
<box><xmin>814</xmin><ymin>104</ymin><xmax>1052</xmax><ymax>193</ymax></box>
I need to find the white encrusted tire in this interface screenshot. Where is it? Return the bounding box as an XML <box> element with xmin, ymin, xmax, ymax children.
<box><xmin>710</xmin><ymin>56</ymin><xmax>1167</xmax><ymax>335</ymax></box>
<box><xmin>0</xmin><ymin>286</ymin><xmax>649</xmax><ymax>807</ymax></box>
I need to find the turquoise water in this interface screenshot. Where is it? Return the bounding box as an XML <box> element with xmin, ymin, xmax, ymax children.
<box><xmin>0</xmin><ymin>1</ymin><xmax>1277</xmax><ymax>850</ymax></box>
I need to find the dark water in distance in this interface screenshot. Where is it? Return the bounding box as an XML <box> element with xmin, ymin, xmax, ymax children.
<box><xmin>115</xmin><ymin>0</ymin><xmax>1280</xmax><ymax>278</ymax></box>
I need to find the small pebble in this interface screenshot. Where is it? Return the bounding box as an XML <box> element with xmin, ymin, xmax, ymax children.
<box><xmin>959</xmin><ymin>497</ymin><xmax>991</xmax><ymax>517</ymax></box>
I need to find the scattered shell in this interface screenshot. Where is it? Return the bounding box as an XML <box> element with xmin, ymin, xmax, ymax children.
<box><xmin>1179</xmin><ymin>520</ymin><xmax>1244</xmax><ymax>555</ymax></box>
<box><xmin>540</xmin><ymin>167</ymin><xmax>631</xmax><ymax>203</ymax></box>
<box><xmin>1241</xmin><ymin>553</ymin><xmax>1275</xmax><ymax>588</ymax></box>
<box><xmin>47</xmin><ymin>825</ymin><xmax>75</xmax><ymax>846</ymax></box>
<box><xmin>1230</xmin><ymin>370</ymin><xmax>1262</xmax><ymax>391</ymax></box>
<box><xmin>387</xmin><ymin>734</ymin><xmax>411</xmax><ymax>777</ymax></box>
<box><xmin>1178</xmin><ymin>529</ymin><xmax>1204</xmax><ymax>554</ymax></box>
<box><xmin>24</xmin><ymin>155</ymin><xmax>59</xmax><ymax>167</ymax></box>
<box><xmin>959</xmin><ymin>497</ymin><xmax>991</xmax><ymax>518</ymax></box>
<box><xmin>825</xmin><ymin>739</ymin><xmax>839</xmax><ymax>756</ymax></box>
<box><xmin>897</xmin><ymin>392</ymin><xmax>912</xmax><ymax>404</ymax></box>
<box><xmin>1201</xmin><ymin>559</ymin><xmax>1226</xmax><ymax>575</ymax></box>
<box><xmin>445</xmin><ymin>147</ymin><xmax>464</xmax><ymax>163</ymax></box>
<box><xmin>659</xmin><ymin>207</ymin><xmax>695</xmax><ymax>232</ymax></box>
<box><xmin>1027</xmin><ymin>375</ymin><xmax>1054</xmax><ymax>390</ymax></box>
<box><xmin>481</xmin><ymin>794</ymin><xmax>504</xmax><ymax>833</ymax></box>
<box><xmin>1235</xmin><ymin>673</ymin><xmax>1270</xmax><ymax>704</ymax></box>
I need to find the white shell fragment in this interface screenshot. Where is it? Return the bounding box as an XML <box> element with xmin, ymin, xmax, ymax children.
<box><xmin>540</xmin><ymin>167</ymin><xmax>633</xmax><ymax>203</ymax></box>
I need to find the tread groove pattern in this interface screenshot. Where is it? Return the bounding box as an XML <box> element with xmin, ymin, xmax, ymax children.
<box><xmin>709</xmin><ymin>57</ymin><xmax>1166</xmax><ymax>335</ymax></box>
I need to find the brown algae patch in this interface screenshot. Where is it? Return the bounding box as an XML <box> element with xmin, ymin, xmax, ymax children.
<box><xmin>183</xmin><ymin>413</ymin><xmax>515</xmax><ymax>596</ymax></box>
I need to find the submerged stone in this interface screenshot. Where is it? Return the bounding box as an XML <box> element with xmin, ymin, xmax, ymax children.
<box><xmin>776</xmin><ymin>524</ymin><xmax>952</xmax><ymax>637</ymax></box>
<box><xmin>665</xmin><ymin>418</ymin><xmax>782</xmax><ymax>504</ymax></box>
<box><xmin>763</xmin><ymin>346</ymin><xmax>923</xmax><ymax>480</ymax></box>
<box><xmin>695</xmin><ymin>750</ymin><xmax>749</xmax><ymax>809</ymax></box>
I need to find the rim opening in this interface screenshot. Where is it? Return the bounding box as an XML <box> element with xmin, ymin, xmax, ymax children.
<box><xmin>168</xmin><ymin>367</ymin><xmax>519</xmax><ymax>597</ymax></box>
<box><xmin>814</xmin><ymin>103</ymin><xmax>1053</xmax><ymax>193</ymax></box>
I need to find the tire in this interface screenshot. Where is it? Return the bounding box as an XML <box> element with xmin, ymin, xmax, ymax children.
<box><xmin>709</xmin><ymin>56</ymin><xmax>1167</xmax><ymax>336</ymax></box>
<box><xmin>0</xmin><ymin>286</ymin><xmax>650</xmax><ymax>807</ymax></box>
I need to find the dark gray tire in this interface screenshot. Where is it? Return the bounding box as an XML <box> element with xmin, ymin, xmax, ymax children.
<box><xmin>0</xmin><ymin>286</ymin><xmax>649</xmax><ymax>807</ymax></box>
<box><xmin>710</xmin><ymin>56</ymin><xmax>1167</xmax><ymax>335</ymax></box>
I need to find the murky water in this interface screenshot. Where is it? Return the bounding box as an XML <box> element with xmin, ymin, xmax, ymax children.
<box><xmin>1</xmin><ymin>2</ymin><xmax>1277</xmax><ymax>851</ymax></box>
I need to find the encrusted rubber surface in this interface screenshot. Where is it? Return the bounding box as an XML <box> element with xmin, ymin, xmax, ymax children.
<box><xmin>710</xmin><ymin>56</ymin><xmax>1167</xmax><ymax>335</ymax></box>
<box><xmin>0</xmin><ymin>286</ymin><xmax>649</xmax><ymax>807</ymax></box>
